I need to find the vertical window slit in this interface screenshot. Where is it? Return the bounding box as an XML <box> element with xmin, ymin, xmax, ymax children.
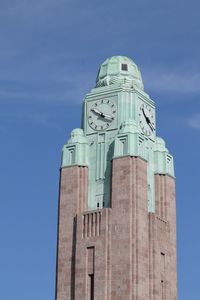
<box><xmin>161</xmin><ymin>280</ymin><xmax>164</xmax><ymax>300</ymax></box>
<box><xmin>161</xmin><ymin>252</ymin><xmax>165</xmax><ymax>300</ymax></box>
<box><xmin>89</xmin><ymin>274</ymin><xmax>94</xmax><ymax>300</ymax></box>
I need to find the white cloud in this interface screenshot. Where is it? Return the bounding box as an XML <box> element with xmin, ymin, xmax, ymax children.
<box><xmin>188</xmin><ymin>114</ymin><xmax>200</xmax><ymax>130</ymax></box>
<box><xmin>0</xmin><ymin>70</ymin><xmax>94</xmax><ymax>104</ymax></box>
<box><xmin>143</xmin><ymin>69</ymin><xmax>200</xmax><ymax>94</ymax></box>
<box><xmin>1</xmin><ymin>0</ymin><xmax>200</xmax><ymax>107</ymax></box>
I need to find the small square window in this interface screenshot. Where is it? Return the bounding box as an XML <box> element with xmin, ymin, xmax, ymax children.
<box><xmin>121</xmin><ymin>64</ymin><xmax>128</xmax><ymax>71</ymax></box>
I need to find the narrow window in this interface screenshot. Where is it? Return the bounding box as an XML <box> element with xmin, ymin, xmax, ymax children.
<box><xmin>161</xmin><ymin>253</ymin><xmax>165</xmax><ymax>300</ymax></box>
<box><xmin>161</xmin><ymin>280</ymin><xmax>164</xmax><ymax>300</ymax></box>
<box><xmin>87</xmin><ymin>247</ymin><xmax>94</xmax><ymax>300</ymax></box>
<box><xmin>121</xmin><ymin>63</ymin><xmax>128</xmax><ymax>71</ymax></box>
<box><xmin>89</xmin><ymin>274</ymin><xmax>94</xmax><ymax>300</ymax></box>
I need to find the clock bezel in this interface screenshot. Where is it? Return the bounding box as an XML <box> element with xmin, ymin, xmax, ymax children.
<box><xmin>138</xmin><ymin>103</ymin><xmax>155</xmax><ymax>137</ymax></box>
<box><xmin>87</xmin><ymin>99</ymin><xmax>117</xmax><ymax>132</ymax></box>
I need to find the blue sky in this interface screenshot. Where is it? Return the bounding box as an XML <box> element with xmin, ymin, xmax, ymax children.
<box><xmin>0</xmin><ymin>0</ymin><xmax>200</xmax><ymax>299</ymax></box>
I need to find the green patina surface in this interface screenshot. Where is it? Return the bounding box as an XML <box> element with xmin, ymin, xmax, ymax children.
<box><xmin>61</xmin><ymin>56</ymin><xmax>174</xmax><ymax>212</ymax></box>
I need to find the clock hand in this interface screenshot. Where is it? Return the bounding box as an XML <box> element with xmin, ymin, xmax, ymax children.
<box><xmin>91</xmin><ymin>108</ymin><xmax>102</xmax><ymax>115</ymax></box>
<box><xmin>91</xmin><ymin>108</ymin><xmax>107</xmax><ymax>117</ymax></box>
<box><xmin>101</xmin><ymin>113</ymin><xmax>114</xmax><ymax>121</ymax></box>
<box><xmin>91</xmin><ymin>108</ymin><xmax>113</xmax><ymax>121</ymax></box>
<box><xmin>142</xmin><ymin>108</ymin><xmax>151</xmax><ymax>124</ymax></box>
<box><xmin>148</xmin><ymin>122</ymin><xmax>154</xmax><ymax>131</ymax></box>
<box><xmin>142</xmin><ymin>108</ymin><xmax>147</xmax><ymax>118</ymax></box>
<box><xmin>146</xmin><ymin>117</ymin><xmax>155</xmax><ymax>131</ymax></box>
<box><xmin>142</xmin><ymin>108</ymin><xmax>154</xmax><ymax>131</ymax></box>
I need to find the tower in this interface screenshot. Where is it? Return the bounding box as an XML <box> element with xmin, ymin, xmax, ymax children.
<box><xmin>55</xmin><ymin>56</ymin><xmax>177</xmax><ymax>300</ymax></box>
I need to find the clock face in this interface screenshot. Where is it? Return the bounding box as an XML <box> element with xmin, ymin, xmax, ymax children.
<box><xmin>139</xmin><ymin>103</ymin><xmax>155</xmax><ymax>136</ymax></box>
<box><xmin>88</xmin><ymin>99</ymin><xmax>117</xmax><ymax>131</ymax></box>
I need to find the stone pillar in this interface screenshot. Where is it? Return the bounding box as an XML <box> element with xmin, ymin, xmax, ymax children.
<box><xmin>149</xmin><ymin>174</ymin><xmax>177</xmax><ymax>300</ymax></box>
<box><xmin>55</xmin><ymin>165</ymin><xmax>88</xmax><ymax>300</ymax></box>
<box><xmin>110</xmin><ymin>156</ymin><xmax>149</xmax><ymax>300</ymax></box>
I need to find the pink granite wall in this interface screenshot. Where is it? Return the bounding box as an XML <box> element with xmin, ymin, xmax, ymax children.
<box><xmin>110</xmin><ymin>156</ymin><xmax>149</xmax><ymax>300</ymax></box>
<box><xmin>55</xmin><ymin>166</ymin><xmax>88</xmax><ymax>300</ymax></box>
<box><xmin>149</xmin><ymin>175</ymin><xmax>177</xmax><ymax>300</ymax></box>
<box><xmin>55</xmin><ymin>160</ymin><xmax>177</xmax><ymax>300</ymax></box>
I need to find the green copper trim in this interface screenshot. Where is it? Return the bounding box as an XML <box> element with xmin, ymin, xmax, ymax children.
<box><xmin>113</xmin><ymin>119</ymin><xmax>147</xmax><ymax>161</ymax></box>
<box><xmin>153</xmin><ymin>137</ymin><xmax>175</xmax><ymax>177</ymax></box>
<box><xmin>62</xmin><ymin>128</ymin><xmax>89</xmax><ymax>167</ymax></box>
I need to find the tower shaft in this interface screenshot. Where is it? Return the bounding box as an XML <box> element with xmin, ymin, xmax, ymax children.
<box><xmin>55</xmin><ymin>159</ymin><xmax>177</xmax><ymax>300</ymax></box>
<box><xmin>55</xmin><ymin>56</ymin><xmax>177</xmax><ymax>300</ymax></box>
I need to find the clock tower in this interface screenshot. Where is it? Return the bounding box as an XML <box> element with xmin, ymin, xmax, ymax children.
<box><xmin>55</xmin><ymin>56</ymin><xmax>177</xmax><ymax>300</ymax></box>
